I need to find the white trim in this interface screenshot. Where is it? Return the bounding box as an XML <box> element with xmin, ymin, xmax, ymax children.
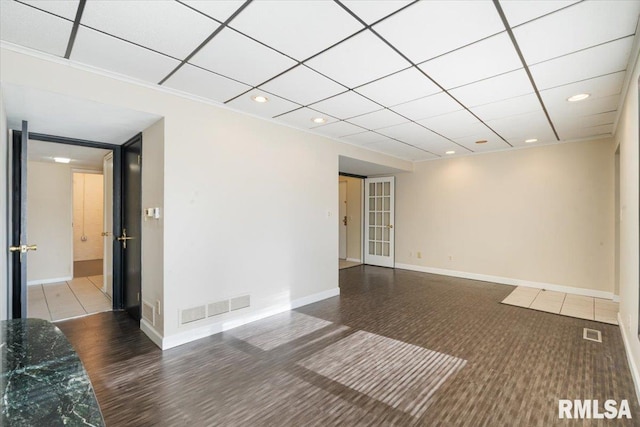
<box><xmin>613</xmin><ymin>294</ymin><xmax>621</xmax><ymax>302</ymax></box>
<box><xmin>346</xmin><ymin>258</ymin><xmax>362</xmax><ymax>263</ymax></box>
<box><xmin>27</xmin><ymin>276</ymin><xmax>72</xmax><ymax>286</ymax></box>
<box><xmin>395</xmin><ymin>263</ymin><xmax>615</xmax><ymax>300</ymax></box>
<box><xmin>159</xmin><ymin>287</ymin><xmax>340</xmax><ymax>350</ymax></box>
<box><xmin>140</xmin><ymin>319</ymin><xmax>163</xmax><ymax>349</ymax></box>
<box><xmin>618</xmin><ymin>313</ymin><xmax>640</xmax><ymax>405</ymax></box>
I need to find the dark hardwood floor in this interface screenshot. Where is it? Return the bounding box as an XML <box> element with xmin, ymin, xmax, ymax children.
<box><xmin>56</xmin><ymin>266</ymin><xmax>639</xmax><ymax>426</ymax></box>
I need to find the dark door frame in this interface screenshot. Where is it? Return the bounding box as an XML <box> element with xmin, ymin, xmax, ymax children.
<box><xmin>9</xmin><ymin>131</ymin><xmax>128</xmax><ymax>315</ymax></box>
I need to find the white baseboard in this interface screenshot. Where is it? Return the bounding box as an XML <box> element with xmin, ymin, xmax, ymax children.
<box><xmin>618</xmin><ymin>313</ymin><xmax>640</xmax><ymax>405</ymax></box>
<box><xmin>346</xmin><ymin>258</ymin><xmax>362</xmax><ymax>263</ymax></box>
<box><xmin>140</xmin><ymin>319</ymin><xmax>163</xmax><ymax>348</ymax></box>
<box><xmin>27</xmin><ymin>276</ymin><xmax>72</xmax><ymax>286</ymax></box>
<box><xmin>160</xmin><ymin>287</ymin><xmax>340</xmax><ymax>350</ymax></box>
<box><xmin>395</xmin><ymin>263</ymin><xmax>615</xmax><ymax>300</ymax></box>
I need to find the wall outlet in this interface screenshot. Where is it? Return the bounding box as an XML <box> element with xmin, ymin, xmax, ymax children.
<box><xmin>417</xmin><ymin>251</ymin><xmax>422</xmax><ymax>259</ymax></box>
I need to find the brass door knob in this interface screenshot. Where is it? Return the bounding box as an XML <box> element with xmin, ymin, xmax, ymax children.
<box><xmin>386</xmin><ymin>224</ymin><xmax>393</xmax><ymax>229</ymax></box>
<box><xmin>9</xmin><ymin>244</ymin><xmax>37</xmax><ymax>253</ymax></box>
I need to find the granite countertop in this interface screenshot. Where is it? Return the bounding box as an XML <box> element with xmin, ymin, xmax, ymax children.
<box><xmin>1</xmin><ymin>318</ymin><xmax>105</xmax><ymax>426</ymax></box>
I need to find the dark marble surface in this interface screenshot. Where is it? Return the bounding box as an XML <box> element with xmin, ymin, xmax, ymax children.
<box><xmin>1</xmin><ymin>318</ymin><xmax>104</xmax><ymax>427</ymax></box>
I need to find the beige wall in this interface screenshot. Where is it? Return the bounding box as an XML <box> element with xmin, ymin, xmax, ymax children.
<box><xmin>615</xmin><ymin>53</ymin><xmax>640</xmax><ymax>397</ymax></box>
<box><xmin>73</xmin><ymin>172</ymin><xmax>104</xmax><ymax>261</ymax></box>
<box><xmin>0</xmin><ymin>88</ymin><xmax>7</xmax><ymax>319</ymax></box>
<box><xmin>395</xmin><ymin>138</ymin><xmax>615</xmax><ymax>294</ymax></box>
<box><xmin>141</xmin><ymin>118</ymin><xmax>164</xmax><ymax>336</ymax></box>
<box><xmin>27</xmin><ymin>161</ymin><xmax>73</xmax><ymax>283</ymax></box>
<box><xmin>339</xmin><ymin>176</ymin><xmax>362</xmax><ymax>261</ymax></box>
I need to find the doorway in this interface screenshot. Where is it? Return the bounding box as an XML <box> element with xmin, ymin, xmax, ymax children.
<box><xmin>338</xmin><ymin>174</ymin><xmax>363</xmax><ymax>270</ymax></box>
<box><xmin>9</xmin><ymin>129</ymin><xmax>142</xmax><ymax>322</ymax></box>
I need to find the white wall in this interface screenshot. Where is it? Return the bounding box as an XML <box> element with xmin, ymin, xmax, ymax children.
<box><xmin>395</xmin><ymin>138</ymin><xmax>615</xmax><ymax>296</ymax></box>
<box><xmin>27</xmin><ymin>161</ymin><xmax>73</xmax><ymax>283</ymax></box>
<box><xmin>141</xmin><ymin>118</ymin><xmax>164</xmax><ymax>336</ymax></box>
<box><xmin>72</xmin><ymin>172</ymin><xmax>104</xmax><ymax>261</ymax></box>
<box><xmin>0</xmin><ymin>87</ymin><xmax>7</xmax><ymax>320</ymax></box>
<box><xmin>615</xmin><ymin>53</ymin><xmax>640</xmax><ymax>398</ymax></box>
<box><xmin>0</xmin><ymin>47</ymin><xmax>411</xmax><ymax>347</ymax></box>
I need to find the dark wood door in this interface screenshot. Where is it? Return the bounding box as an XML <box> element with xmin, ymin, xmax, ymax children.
<box><xmin>121</xmin><ymin>134</ymin><xmax>142</xmax><ymax>320</ymax></box>
<box><xmin>9</xmin><ymin>121</ymin><xmax>30</xmax><ymax>318</ymax></box>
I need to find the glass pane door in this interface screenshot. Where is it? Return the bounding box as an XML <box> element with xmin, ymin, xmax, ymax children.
<box><xmin>364</xmin><ymin>177</ymin><xmax>394</xmax><ymax>268</ymax></box>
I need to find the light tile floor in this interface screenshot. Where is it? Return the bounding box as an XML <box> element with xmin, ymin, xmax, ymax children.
<box><xmin>339</xmin><ymin>259</ymin><xmax>361</xmax><ymax>270</ymax></box>
<box><xmin>501</xmin><ymin>286</ymin><xmax>618</xmax><ymax>325</ymax></box>
<box><xmin>28</xmin><ymin>276</ymin><xmax>111</xmax><ymax>322</ymax></box>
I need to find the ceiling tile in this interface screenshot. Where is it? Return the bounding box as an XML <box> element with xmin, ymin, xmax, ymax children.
<box><xmin>555</xmin><ymin>111</ymin><xmax>617</xmax><ymax>134</ymax></box>
<box><xmin>453</xmin><ymin>132</ymin><xmax>512</xmax><ymax>153</ymax></box>
<box><xmin>306</xmin><ymin>31</ymin><xmax>411</xmax><ymax>88</ymax></box>
<box><xmin>391</xmin><ymin>92</ymin><xmax>463</xmax><ymax>121</ymax></box>
<box><xmin>162</xmin><ymin>63</ymin><xmax>251</xmax><ymax>103</ymax></box>
<box><xmin>374</xmin><ymin>1</ymin><xmax>505</xmax><ymax>63</ymax></box>
<box><xmin>548</xmin><ymin>94</ymin><xmax>621</xmax><ymax>121</ymax></box>
<box><xmin>513</xmin><ymin>1</ymin><xmax>640</xmax><ymax>64</ymax></box>
<box><xmin>541</xmin><ymin>72</ymin><xmax>626</xmax><ymax>118</ymax></box>
<box><xmin>275</xmin><ymin>107</ymin><xmax>339</xmax><ymax>129</ymax></box>
<box><xmin>418</xmin><ymin>110</ymin><xmax>487</xmax><ymax>139</ymax></box>
<box><xmin>377</xmin><ymin>121</ymin><xmax>451</xmax><ymax>152</ymax></box>
<box><xmin>309</xmin><ymin>91</ymin><xmax>381</xmax><ymax>120</ymax></box>
<box><xmin>419</xmin><ymin>32</ymin><xmax>522</xmax><ymax>90</ymax></box>
<box><xmin>22</xmin><ymin>0</ymin><xmax>79</xmax><ymax>20</ymax></box>
<box><xmin>341</xmin><ymin>131</ymin><xmax>393</xmax><ymax>146</ymax></box>
<box><xmin>72</xmin><ymin>27</ymin><xmax>181</xmax><ymax>83</ymax></box>
<box><xmin>189</xmin><ymin>28</ymin><xmax>297</xmax><ymax>86</ymax></box>
<box><xmin>558</xmin><ymin>123</ymin><xmax>614</xmax><ymax>141</ymax></box>
<box><xmin>470</xmin><ymin>93</ymin><xmax>541</xmax><ymax>122</ymax></box>
<box><xmin>366</xmin><ymin>140</ymin><xmax>437</xmax><ymax>161</ymax></box>
<box><xmin>449</xmin><ymin>69</ymin><xmax>533</xmax><ymax>107</ymax></box>
<box><xmin>354</xmin><ymin>67</ymin><xmax>440</xmax><ymax>106</ymax></box>
<box><xmin>229</xmin><ymin>1</ymin><xmax>363</xmax><ymax>61</ymax></box>
<box><xmin>529</xmin><ymin>37</ymin><xmax>633</xmax><ymax>90</ymax></box>
<box><xmin>180</xmin><ymin>0</ymin><xmax>245</xmax><ymax>22</ymax></box>
<box><xmin>226</xmin><ymin>89</ymin><xmax>301</xmax><ymax>119</ymax></box>
<box><xmin>0</xmin><ymin>1</ymin><xmax>72</xmax><ymax>57</ymax></box>
<box><xmin>485</xmin><ymin>110</ymin><xmax>555</xmax><ymax>143</ymax></box>
<box><xmin>81</xmin><ymin>0</ymin><xmax>219</xmax><ymax>59</ymax></box>
<box><xmin>312</xmin><ymin>121</ymin><xmax>367</xmax><ymax>138</ymax></box>
<box><xmin>498</xmin><ymin>0</ymin><xmax>579</xmax><ymax>27</ymax></box>
<box><xmin>347</xmin><ymin>109</ymin><xmax>409</xmax><ymax>130</ymax></box>
<box><xmin>259</xmin><ymin>65</ymin><xmax>346</xmax><ymax>106</ymax></box>
<box><xmin>341</xmin><ymin>0</ymin><xmax>412</xmax><ymax>24</ymax></box>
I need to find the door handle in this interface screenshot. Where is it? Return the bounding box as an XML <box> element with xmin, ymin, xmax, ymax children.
<box><xmin>343</xmin><ymin>216</ymin><xmax>348</xmax><ymax>226</ymax></box>
<box><xmin>386</xmin><ymin>224</ymin><xmax>393</xmax><ymax>229</ymax></box>
<box><xmin>101</xmin><ymin>231</ymin><xmax>112</xmax><ymax>237</ymax></box>
<box><xmin>9</xmin><ymin>243</ymin><xmax>37</xmax><ymax>261</ymax></box>
<box><xmin>117</xmin><ymin>229</ymin><xmax>134</xmax><ymax>249</ymax></box>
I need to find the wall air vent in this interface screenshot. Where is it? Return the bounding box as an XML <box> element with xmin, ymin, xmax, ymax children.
<box><xmin>230</xmin><ymin>295</ymin><xmax>250</xmax><ymax>311</ymax></box>
<box><xmin>142</xmin><ymin>300</ymin><xmax>155</xmax><ymax>326</ymax></box>
<box><xmin>208</xmin><ymin>300</ymin><xmax>230</xmax><ymax>317</ymax></box>
<box><xmin>180</xmin><ymin>305</ymin><xmax>206</xmax><ymax>325</ymax></box>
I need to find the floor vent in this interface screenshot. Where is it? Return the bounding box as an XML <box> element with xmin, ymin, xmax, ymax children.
<box><xmin>583</xmin><ymin>328</ymin><xmax>602</xmax><ymax>343</ymax></box>
<box><xmin>181</xmin><ymin>305</ymin><xmax>206</xmax><ymax>325</ymax></box>
<box><xmin>230</xmin><ymin>295</ymin><xmax>250</xmax><ymax>311</ymax></box>
<box><xmin>142</xmin><ymin>300</ymin><xmax>155</xmax><ymax>326</ymax></box>
<box><xmin>208</xmin><ymin>300</ymin><xmax>230</xmax><ymax>317</ymax></box>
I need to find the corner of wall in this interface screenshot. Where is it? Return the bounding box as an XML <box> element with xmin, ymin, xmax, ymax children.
<box><xmin>0</xmin><ymin>86</ymin><xmax>8</xmax><ymax>320</ymax></box>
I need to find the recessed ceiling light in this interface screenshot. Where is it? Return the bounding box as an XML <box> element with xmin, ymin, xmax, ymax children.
<box><xmin>525</xmin><ymin>138</ymin><xmax>538</xmax><ymax>143</ymax></box>
<box><xmin>567</xmin><ymin>93</ymin><xmax>590</xmax><ymax>102</ymax></box>
<box><xmin>445</xmin><ymin>150</ymin><xmax>455</xmax><ymax>155</ymax></box>
<box><xmin>53</xmin><ymin>157</ymin><xmax>71</xmax><ymax>164</ymax></box>
<box><xmin>475</xmin><ymin>140</ymin><xmax>487</xmax><ymax>144</ymax></box>
<box><xmin>251</xmin><ymin>95</ymin><xmax>268</xmax><ymax>103</ymax></box>
<box><xmin>312</xmin><ymin>117</ymin><xmax>327</xmax><ymax>124</ymax></box>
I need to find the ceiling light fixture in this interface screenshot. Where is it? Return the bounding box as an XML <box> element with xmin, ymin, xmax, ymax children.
<box><xmin>475</xmin><ymin>140</ymin><xmax>487</xmax><ymax>144</ymax></box>
<box><xmin>251</xmin><ymin>95</ymin><xmax>268</xmax><ymax>103</ymax></box>
<box><xmin>312</xmin><ymin>117</ymin><xmax>326</xmax><ymax>124</ymax></box>
<box><xmin>525</xmin><ymin>138</ymin><xmax>538</xmax><ymax>143</ymax></box>
<box><xmin>567</xmin><ymin>93</ymin><xmax>590</xmax><ymax>102</ymax></box>
<box><xmin>53</xmin><ymin>157</ymin><xmax>71</xmax><ymax>164</ymax></box>
<box><xmin>445</xmin><ymin>150</ymin><xmax>455</xmax><ymax>155</ymax></box>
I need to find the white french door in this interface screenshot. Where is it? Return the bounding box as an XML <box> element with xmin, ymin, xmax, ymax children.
<box><xmin>364</xmin><ymin>176</ymin><xmax>395</xmax><ymax>268</ymax></box>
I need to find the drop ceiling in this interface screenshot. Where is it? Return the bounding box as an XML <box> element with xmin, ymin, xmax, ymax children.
<box><xmin>1</xmin><ymin>0</ymin><xmax>639</xmax><ymax>161</ymax></box>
